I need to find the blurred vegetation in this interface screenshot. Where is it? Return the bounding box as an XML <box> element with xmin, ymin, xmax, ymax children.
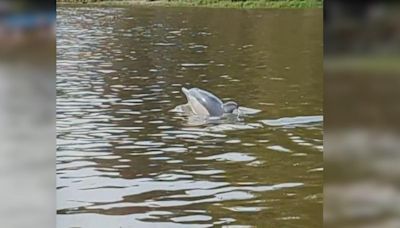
<box><xmin>325</xmin><ymin>56</ymin><xmax>400</xmax><ymax>74</ymax></box>
<box><xmin>57</xmin><ymin>0</ymin><xmax>322</xmax><ymax>8</ymax></box>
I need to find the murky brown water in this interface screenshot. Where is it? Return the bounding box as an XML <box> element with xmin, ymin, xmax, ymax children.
<box><xmin>57</xmin><ymin>6</ymin><xmax>322</xmax><ymax>227</ymax></box>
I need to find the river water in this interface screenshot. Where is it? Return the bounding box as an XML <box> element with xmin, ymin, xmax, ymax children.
<box><xmin>57</xmin><ymin>6</ymin><xmax>322</xmax><ymax>227</ymax></box>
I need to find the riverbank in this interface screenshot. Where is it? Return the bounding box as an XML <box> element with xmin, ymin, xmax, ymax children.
<box><xmin>57</xmin><ymin>0</ymin><xmax>322</xmax><ymax>9</ymax></box>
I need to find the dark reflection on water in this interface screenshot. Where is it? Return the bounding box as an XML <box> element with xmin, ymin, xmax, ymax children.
<box><xmin>57</xmin><ymin>6</ymin><xmax>322</xmax><ymax>227</ymax></box>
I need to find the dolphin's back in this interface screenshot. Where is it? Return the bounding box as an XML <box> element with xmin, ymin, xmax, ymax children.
<box><xmin>189</xmin><ymin>88</ymin><xmax>224</xmax><ymax>116</ymax></box>
<box><xmin>182</xmin><ymin>87</ymin><xmax>224</xmax><ymax>116</ymax></box>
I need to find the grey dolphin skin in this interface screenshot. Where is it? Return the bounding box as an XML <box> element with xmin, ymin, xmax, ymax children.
<box><xmin>182</xmin><ymin>87</ymin><xmax>238</xmax><ymax>116</ymax></box>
